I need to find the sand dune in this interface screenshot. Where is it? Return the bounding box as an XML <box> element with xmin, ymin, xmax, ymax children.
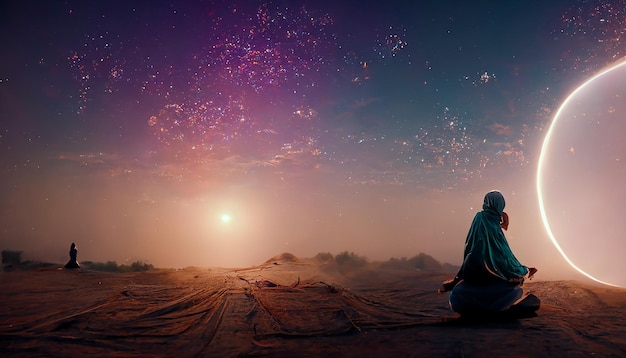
<box><xmin>1</xmin><ymin>254</ymin><xmax>626</xmax><ymax>357</ymax></box>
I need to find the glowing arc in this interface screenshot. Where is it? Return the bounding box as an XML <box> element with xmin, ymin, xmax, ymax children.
<box><xmin>536</xmin><ymin>60</ymin><xmax>626</xmax><ymax>288</ymax></box>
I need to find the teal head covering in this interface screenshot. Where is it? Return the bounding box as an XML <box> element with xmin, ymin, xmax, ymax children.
<box><xmin>482</xmin><ymin>190</ymin><xmax>506</xmax><ymax>216</ymax></box>
<box><xmin>459</xmin><ymin>191</ymin><xmax>528</xmax><ymax>282</ymax></box>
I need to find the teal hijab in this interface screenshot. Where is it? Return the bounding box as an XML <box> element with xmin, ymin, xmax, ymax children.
<box><xmin>460</xmin><ymin>191</ymin><xmax>528</xmax><ymax>282</ymax></box>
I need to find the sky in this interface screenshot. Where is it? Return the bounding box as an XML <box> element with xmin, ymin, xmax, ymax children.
<box><xmin>1</xmin><ymin>1</ymin><xmax>625</xmax><ymax>282</ymax></box>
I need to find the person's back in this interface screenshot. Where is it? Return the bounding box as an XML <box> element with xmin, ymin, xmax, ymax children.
<box><xmin>438</xmin><ymin>191</ymin><xmax>539</xmax><ymax>317</ymax></box>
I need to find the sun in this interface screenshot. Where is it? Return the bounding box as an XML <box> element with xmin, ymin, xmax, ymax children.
<box><xmin>221</xmin><ymin>214</ymin><xmax>232</xmax><ymax>223</ymax></box>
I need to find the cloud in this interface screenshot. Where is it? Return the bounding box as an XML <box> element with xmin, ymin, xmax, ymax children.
<box><xmin>487</xmin><ymin>123</ymin><xmax>513</xmax><ymax>137</ymax></box>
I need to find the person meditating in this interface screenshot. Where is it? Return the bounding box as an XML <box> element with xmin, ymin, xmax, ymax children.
<box><xmin>438</xmin><ymin>190</ymin><xmax>539</xmax><ymax>317</ymax></box>
<box><xmin>64</xmin><ymin>242</ymin><xmax>80</xmax><ymax>269</ymax></box>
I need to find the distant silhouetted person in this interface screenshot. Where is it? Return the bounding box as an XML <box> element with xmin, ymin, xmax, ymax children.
<box><xmin>64</xmin><ymin>242</ymin><xmax>80</xmax><ymax>269</ymax></box>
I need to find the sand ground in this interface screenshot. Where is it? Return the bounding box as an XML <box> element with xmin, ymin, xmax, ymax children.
<box><xmin>1</xmin><ymin>255</ymin><xmax>626</xmax><ymax>357</ymax></box>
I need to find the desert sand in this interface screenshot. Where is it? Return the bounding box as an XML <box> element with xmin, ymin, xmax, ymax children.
<box><xmin>2</xmin><ymin>253</ymin><xmax>626</xmax><ymax>357</ymax></box>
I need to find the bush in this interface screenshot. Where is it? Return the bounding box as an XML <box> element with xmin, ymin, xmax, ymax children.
<box><xmin>334</xmin><ymin>251</ymin><xmax>367</xmax><ymax>267</ymax></box>
<box><xmin>313</xmin><ymin>252</ymin><xmax>334</xmax><ymax>263</ymax></box>
<box><xmin>127</xmin><ymin>261</ymin><xmax>154</xmax><ymax>272</ymax></box>
<box><xmin>82</xmin><ymin>260</ymin><xmax>154</xmax><ymax>272</ymax></box>
<box><xmin>82</xmin><ymin>260</ymin><xmax>120</xmax><ymax>272</ymax></box>
<box><xmin>411</xmin><ymin>253</ymin><xmax>443</xmax><ymax>270</ymax></box>
<box><xmin>380</xmin><ymin>253</ymin><xmax>443</xmax><ymax>271</ymax></box>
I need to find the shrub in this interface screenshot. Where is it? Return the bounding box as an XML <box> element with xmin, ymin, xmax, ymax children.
<box><xmin>381</xmin><ymin>253</ymin><xmax>444</xmax><ymax>271</ymax></box>
<box><xmin>126</xmin><ymin>261</ymin><xmax>154</xmax><ymax>272</ymax></box>
<box><xmin>82</xmin><ymin>260</ymin><xmax>120</xmax><ymax>272</ymax></box>
<box><xmin>313</xmin><ymin>252</ymin><xmax>334</xmax><ymax>263</ymax></box>
<box><xmin>334</xmin><ymin>251</ymin><xmax>367</xmax><ymax>267</ymax></box>
<box><xmin>82</xmin><ymin>260</ymin><xmax>154</xmax><ymax>272</ymax></box>
<box><xmin>411</xmin><ymin>253</ymin><xmax>443</xmax><ymax>270</ymax></box>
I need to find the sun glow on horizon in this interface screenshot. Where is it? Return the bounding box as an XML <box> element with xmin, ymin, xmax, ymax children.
<box><xmin>537</xmin><ymin>59</ymin><xmax>626</xmax><ymax>288</ymax></box>
<box><xmin>221</xmin><ymin>214</ymin><xmax>232</xmax><ymax>223</ymax></box>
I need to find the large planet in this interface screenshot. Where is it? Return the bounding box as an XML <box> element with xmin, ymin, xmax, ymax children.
<box><xmin>538</xmin><ymin>60</ymin><xmax>626</xmax><ymax>288</ymax></box>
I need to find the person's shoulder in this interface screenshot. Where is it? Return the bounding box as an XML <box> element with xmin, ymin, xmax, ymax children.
<box><xmin>473</xmin><ymin>211</ymin><xmax>485</xmax><ymax>219</ymax></box>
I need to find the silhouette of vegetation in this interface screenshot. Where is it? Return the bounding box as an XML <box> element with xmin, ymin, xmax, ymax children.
<box><xmin>81</xmin><ymin>261</ymin><xmax>119</xmax><ymax>272</ymax></box>
<box><xmin>82</xmin><ymin>260</ymin><xmax>154</xmax><ymax>272</ymax></box>
<box><xmin>128</xmin><ymin>261</ymin><xmax>154</xmax><ymax>272</ymax></box>
<box><xmin>312</xmin><ymin>251</ymin><xmax>457</xmax><ymax>273</ymax></box>
<box><xmin>334</xmin><ymin>251</ymin><xmax>367</xmax><ymax>267</ymax></box>
<box><xmin>313</xmin><ymin>252</ymin><xmax>334</xmax><ymax>263</ymax></box>
<box><xmin>381</xmin><ymin>253</ymin><xmax>439</xmax><ymax>270</ymax></box>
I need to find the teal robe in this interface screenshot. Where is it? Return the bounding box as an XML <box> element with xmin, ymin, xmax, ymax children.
<box><xmin>459</xmin><ymin>191</ymin><xmax>528</xmax><ymax>282</ymax></box>
<box><xmin>449</xmin><ymin>191</ymin><xmax>529</xmax><ymax>314</ymax></box>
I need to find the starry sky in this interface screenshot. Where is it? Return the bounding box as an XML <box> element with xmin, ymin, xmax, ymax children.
<box><xmin>1</xmin><ymin>1</ymin><xmax>625</xmax><ymax>279</ymax></box>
